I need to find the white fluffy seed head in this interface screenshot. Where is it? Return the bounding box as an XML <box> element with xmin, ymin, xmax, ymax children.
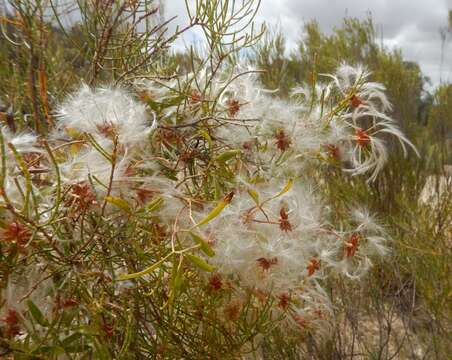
<box><xmin>56</xmin><ymin>85</ymin><xmax>153</xmax><ymax>148</ymax></box>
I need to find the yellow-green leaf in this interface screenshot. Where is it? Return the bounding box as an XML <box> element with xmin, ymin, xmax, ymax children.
<box><xmin>247</xmin><ymin>189</ymin><xmax>260</xmax><ymax>205</ymax></box>
<box><xmin>147</xmin><ymin>197</ymin><xmax>164</xmax><ymax>212</ymax></box>
<box><xmin>65</xmin><ymin>127</ymin><xmax>82</xmax><ymax>139</ymax></box>
<box><xmin>269</xmin><ymin>178</ymin><xmax>293</xmax><ymax>201</ymax></box>
<box><xmin>190</xmin><ymin>231</ymin><xmax>215</xmax><ymax>257</ymax></box>
<box><xmin>192</xmin><ymin>192</ymin><xmax>234</xmax><ymax>228</ymax></box>
<box><xmin>170</xmin><ymin>257</ymin><xmax>184</xmax><ymax>290</ymax></box>
<box><xmin>118</xmin><ymin>254</ymin><xmax>171</xmax><ymax>280</ymax></box>
<box><xmin>118</xmin><ymin>312</ymin><xmax>133</xmax><ymax>357</ymax></box>
<box><xmin>215</xmin><ymin>149</ymin><xmax>241</xmax><ymax>162</ymax></box>
<box><xmin>168</xmin><ymin>256</ymin><xmax>184</xmax><ymax>307</ymax></box>
<box><xmin>186</xmin><ymin>254</ymin><xmax>215</xmax><ymax>272</ymax></box>
<box><xmin>105</xmin><ymin>196</ymin><xmax>131</xmax><ymax>213</ymax></box>
<box><xmin>69</xmin><ymin>143</ymin><xmax>82</xmax><ymax>156</ymax></box>
<box><xmin>197</xmin><ymin>129</ymin><xmax>212</xmax><ymax>149</ymax></box>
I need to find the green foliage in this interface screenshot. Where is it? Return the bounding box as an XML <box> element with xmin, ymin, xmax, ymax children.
<box><xmin>253</xmin><ymin>17</ymin><xmax>426</xmax><ymax>131</ymax></box>
<box><xmin>427</xmin><ymin>84</ymin><xmax>452</xmax><ymax>162</ymax></box>
<box><xmin>0</xmin><ymin>2</ymin><xmax>279</xmax><ymax>358</ymax></box>
<box><xmin>251</xmin><ymin>27</ymin><xmax>289</xmax><ymax>93</ymax></box>
<box><xmin>249</xmin><ymin>14</ymin><xmax>452</xmax><ymax>360</ymax></box>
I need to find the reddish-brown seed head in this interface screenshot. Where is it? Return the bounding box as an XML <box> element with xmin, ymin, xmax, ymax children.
<box><xmin>345</xmin><ymin>233</ymin><xmax>361</xmax><ymax>257</ymax></box>
<box><xmin>190</xmin><ymin>90</ymin><xmax>202</xmax><ymax>104</ymax></box>
<box><xmin>136</xmin><ymin>188</ymin><xmax>155</xmax><ymax>204</ymax></box>
<box><xmin>326</xmin><ymin>144</ymin><xmax>340</xmax><ymax>160</ymax></box>
<box><xmin>274</xmin><ymin>130</ymin><xmax>291</xmax><ymax>151</ymax></box>
<box><xmin>224</xmin><ymin>301</ymin><xmax>241</xmax><ymax>321</ymax></box>
<box><xmin>256</xmin><ymin>257</ymin><xmax>278</xmax><ymax>270</ymax></box>
<box><xmin>3</xmin><ymin>309</ymin><xmax>19</xmax><ymax>326</ymax></box>
<box><xmin>208</xmin><ymin>274</ymin><xmax>223</xmax><ymax>291</ymax></box>
<box><xmin>1</xmin><ymin>222</ymin><xmax>31</xmax><ymax>246</ymax></box>
<box><xmin>227</xmin><ymin>99</ymin><xmax>241</xmax><ymax>117</ymax></box>
<box><xmin>69</xmin><ymin>182</ymin><xmax>96</xmax><ymax>209</ymax></box>
<box><xmin>307</xmin><ymin>257</ymin><xmax>320</xmax><ymax>276</ymax></box>
<box><xmin>279</xmin><ymin>207</ymin><xmax>293</xmax><ymax>232</ymax></box>
<box><xmin>278</xmin><ymin>293</ymin><xmax>291</xmax><ymax>310</ymax></box>
<box><xmin>355</xmin><ymin>128</ymin><xmax>371</xmax><ymax>147</ymax></box>
<box><xmin>350</xmin><ymin>94</ymin><xmax>363</xmax><ymax>108</ymax></box>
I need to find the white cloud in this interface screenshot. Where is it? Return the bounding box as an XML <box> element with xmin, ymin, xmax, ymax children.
<box><xmin>165</xmin><ymin>0</ymin><xmax>452</xmax><ymax>86</ymax></box>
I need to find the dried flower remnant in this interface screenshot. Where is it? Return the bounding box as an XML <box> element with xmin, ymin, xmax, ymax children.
<box><xmin>345</xmin><ymin>233</ymin><xmax>361</xmax><ymax>257</ymax></box>
<box><xmin>2</xmin><ymin>309</ymin><xmax>19</xmax><ymax>325</ymax></box>
<box><xmin>293</xmin><ymin>314</ymin><xmax>309</xmax><ymax>330</ymax></box>
<box><xmin>135</xmin><ymin>187</ymin><xmax>155</xmax><ymax>204</ymax></box>
<box><xmin>227</xmin><ymin>99</ymin><xmax>241</xmax><ymax>117</ymax></box>
<box><xmin>350</xmin><ymin>94</ymin><xmax>363</xmax><ymax>108</ymax></box>
<box><xmin>157</xmin><ymin>129</ymin><xmax>185</xmax><ymax>146</ymax></box>
<box><xmin>190</xmin><ymin>90</ymin><xmax>202</xmax><ymax>104</ymax></box>
<box><xmin>307</xmin><ymin>257</ymin><xmax>320</xmax><ymax>276</ymax></box>
<box><xmin>68</xmin><ymin>182</ymin><xmax>97</xmax><ymax>210</ymax></box>
<box><xmin>278</xmin><ymin>293</ymin><xmax>291</xmax><ymax>310</ymax></box>
<box><xmin>326</xmin><ymin>64</ymin><xmax>392</xmax><ymax>112</ymax></box>
<box><xmin>2</xmin><ymin>309</ymin><xmax>20</xmax><ymax>337</ymax></box>
<box><xmin>242</xmin><ymin>140</ymin><xmax>254</xmax><ymax>151</ymax></box>
<box><xmin>102</xmin><ymin>323</ymin><xmax>115</xmax><ymax>338</ymax></box>
<box><xmin>354</xmin><ymin>128</ymin><xmax>371</xmax><ymax>147</ymax></box>
<box><xmin>326</xmin><ymin>144</ymin><xmax>340</xmax><ymax>160</ymax></box>
<box><xmin>279</xmin><ymin>207</ymin><xmax>293</xmax><ymax>232</ymax></box>
<box><xmin>224</xmin><ymin>300</ymin><xmax>241</xmax><ymax>321</ymax></box>
<box><xmin>54</xmin><ymin>295</ymin><xmax>79</xmax><ymax>311</ymax></box>
<box><xmin>314</xmin><ymin>309</ymin><xmax>326</xmax><ymax>320</ymax></box>
<box><xmin>256</xmin><ymin>257</ymin><xmax>278</xmax><ymax>271</ymax></box>
<box><xmin>274</xmin><ymin>130</ymin><xmax>291</xmax><ymax>151</ymax></box>
<box><xmin>179</xmin><ymin>149</ymin><xmax>199</xmax><ymax>163</ymax></box>
<box><xmin>1</xmin><ymin>222</ymin><xmax>31</xmax><ymax>249</ymax></box>
<box><xmin>152</xmin><ymin>223</ymin><xmax>167</xmax><ymax>244</ymax></box>
<box><xmin>223</xmin><ymin>191</ymin><xmax>235</xmax><ymax>204</ymax></box>
<box><xmin>137</xmin><ymin>89</ymin><xmax>152</xmax><ymax>103</ymax></box>
<box><xmin>208</xmin><ymin>274</ymin><xmax>223</xmax><ymax>291</ymax></box>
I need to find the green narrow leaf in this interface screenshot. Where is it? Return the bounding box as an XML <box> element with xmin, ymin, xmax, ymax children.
<box><xmin>147</xmin><ymin>197</ymin><xmax>164</xmax><ymax>212</ymax></box>
<box><xmin>61</xmin><ymin>333</ymin><xmax>83</xmax><ymax>347</ymax></box>
<box><xmin>215</xmin><ymin>149</ymin><xmax>241</xmax><ymax>162</ymax></box>
<box><xmin>168</xmin><ymin>256</ymin><xmax>184</xmax><ymax>307</ymax></box>
<box><xmin>118</xmin><ymin>312</ymin><xmax>133</xmax><ymax>357</ymax></box>
<box><xmin>118</xmin><ymin>253</ymin><xmax>172</xmax><ymax>280</ymax></box>
<box><xmin>173</xmin><ymin>264</ymin><xmax>184</xmax><ymax>289</ymax></box>
<box><xmin>190</xmin><ymin>231</ymin><xmax>215</xmax><ymax>257</ymax></box>
<box><xmin>143</xmin><ymin>97</ymin><xmax>160</xmax><ymax>112</ymax></box>
<box><xmin>65</xmin><ymin>127</ymin><xmax>82</xmax><ymax>139</ymax></box>
<box><xmin>94</xmin><ymin>340</ymin><xmax>111</xmax><ymax>360</ymax></box>
<box><xmin>186</xmin><ymin>254</ymin><xmax>215</xmax><ymax>272</ymax></box>
<box><xmin>268</xmin><ymin>178</ymin><xmax>293</xmax><ymax>201</ymax></box>
<box><xmin>84</xmin><ymin>133</ymin><xmax>112</xmax><ymax>163</ymax></box>
<box><xmin>8</xmin><ymin>143</ymin><xmax>31</xmax><ymax>216</ymax></box>
<box><xmin>197</xmin><ymin>129</ymin><xmax>213</xmax><ymax>149</ymax></box>
<box><xmin>27</xmin><ymin>300</ymin><xmax>49</xmax><ymax>326</ymax></box>
<box><xmin>247</xmin><ymin>189</ymin><xmax>260</xmax><ymax>205</ymax></box>
<box><xmin>213</xmin><ymin>176</ymin><xmax>221</xmax><ymax>200</ymax></box>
